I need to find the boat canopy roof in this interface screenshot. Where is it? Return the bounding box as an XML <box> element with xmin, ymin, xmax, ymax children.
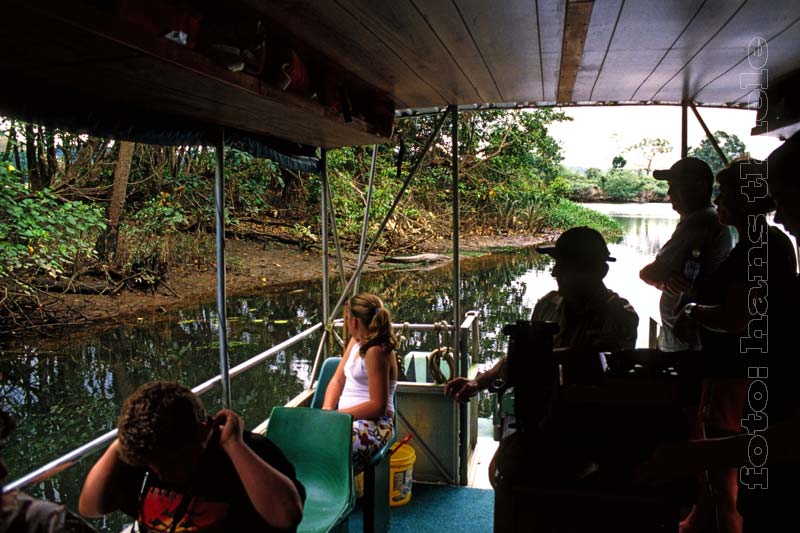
<box><xmin>3</xmin><ymin>0</ymin><xmax>800</xmax><ymax>154</ymax></box>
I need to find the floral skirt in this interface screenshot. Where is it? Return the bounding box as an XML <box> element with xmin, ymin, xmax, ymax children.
<box><xmin>351</xmin><ymin>415</ymin><xmax>394</xmax><ymax>474</ymax></box>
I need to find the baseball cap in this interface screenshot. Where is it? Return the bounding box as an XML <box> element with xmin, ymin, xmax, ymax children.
<box><xmin>536</xmin><ymin>226</ymin><xmax>616</xmax><ymax>262</ymax></box>
<box><xmin>653</xmin><ymin>157</ymin><xmax>713</xmax><ymax>186</ymax></box>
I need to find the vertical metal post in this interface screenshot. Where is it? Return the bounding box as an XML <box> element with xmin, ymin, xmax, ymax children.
<box><xmin>451</xmin><ymin>106</ymin><xmax>461</xmax><ymax>368</ymax></box>
<box><xmin>356</xmin><ymin>145</ymin><xmax>378</xmax><ymax>295</ymax></box>
<box><xmin>690</xmin><ymin>103</ymin><xmax>729</xmax><ymax>166</ymax></box>
<box><xmin>321</xmin><ymin>149</ymin><xmax>330</xmax><ymax>359</ymax></box>
<box><xmin>325</xmin><ymin>179</ymin><xmax>347</xmax><ymax>290</ymax></box>
<box><xmin>649</xmin><ymin>317</ymin><xmax>659</xmax><ymax>349</ymax></box>
<box><xmin>681</xmin><ymin>102</ymin><xmax>688</xmax><ymax>159</ymax></box>
<box><xmin>327</xmin><ymin>110</ymin><xmax>449</xmax><ymax>320</ymax></box>
<box><xmin>214</xmin><ymin>129</ymin><xmax>232</xmax><ymax>409</ymax></box>
<box><xmin>451</xmin><ymin>105</ymin><xmax>467</xmax><ymax>486</ymax></box>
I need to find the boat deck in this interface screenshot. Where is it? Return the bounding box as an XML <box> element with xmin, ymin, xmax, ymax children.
<box><xmin>348</xmin><ymin>418</ymin><xmax>497</xmax><ymax>532</ymax></box>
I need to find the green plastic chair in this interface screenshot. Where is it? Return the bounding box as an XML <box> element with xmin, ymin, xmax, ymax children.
<box><xmin>310</xmin><ymin>357</ymin><xmax>341</xmax><ymax>409</ymax></box>
<box><xmin>266</xmin><ymin>407</ymin><xmax>355</xmax><ymax>533</ymax></box>
<box><xmin>310</xmin><ymin>356</ymin><xmax>397</xmax><ymax>533</ymax></box>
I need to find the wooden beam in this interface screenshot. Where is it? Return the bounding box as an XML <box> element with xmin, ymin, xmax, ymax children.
<box><xmin>5</xmin><ymin>0</ymin><xmax>393</xmax><ymax>148</ymax></box>
<box><xmin>557</xmin><ymin>0</ymin><xmax>593</xmax><ymax>103</ymax></box>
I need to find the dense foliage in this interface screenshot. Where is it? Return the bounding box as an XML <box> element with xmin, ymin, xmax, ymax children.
<box><xmin>0</xmin><ymin>163</ymin><xmax>106</xmax><ymax>324</ymax></box>
<box><xmin>688</xmin><ymin>130</ymin><xmax>748</xmax><ymax>175</ymax></box>
<box><xmin>1</xmin><ymin>110</ymin><xmax>633</xmax><ymax>329</ymax></box>
<box><xmin>565</xmin><ymin>167</ymin><xmax>669</xmax><ymax>202</ymax></box>
<box><xmin>564</xmin><ymin>131</ymin><xmax>748</xmax><ymax>202</ymax></box>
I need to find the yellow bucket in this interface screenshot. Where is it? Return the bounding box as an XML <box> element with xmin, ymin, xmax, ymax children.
<box><xmin>354</xmin><ymin>471</ymin><xmax>364</xmax><ymax>499</ymax></box>
<box><xmin>389</xmin><ymin>443</ymin><xmax>415</xmax><ymax>507</ymax></box>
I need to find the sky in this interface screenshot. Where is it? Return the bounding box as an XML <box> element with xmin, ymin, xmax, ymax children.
<box><xmin>547</xmin><ymin>106</ymin><xmax>782</xmax><ymax>172</ymax></box>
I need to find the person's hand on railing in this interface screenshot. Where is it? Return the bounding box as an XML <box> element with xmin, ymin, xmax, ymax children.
<box><xmin>444</xmin><ymin>377</ymin><xmax>480</xmax><ymax>402</ymax></box>
<box><xmin>214</xmin><ymin>409</ymin><xmax>245</xmax><ymax>453</ymax></box>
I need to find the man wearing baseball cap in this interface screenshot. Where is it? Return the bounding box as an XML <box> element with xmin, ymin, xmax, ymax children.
<box><xmin>445</xmin><ymin>226</ymin><xmax>639</xmax><ymax>402</ymax></box>
<box><xmin>640</xmin><ymin>157</ymin><xmax>734</xmax><ymax>351</ymax></box>
<box><xmin>636</xmin><ymin>133</ymin><xmax>800</xmax><ymax>533</ymax></box>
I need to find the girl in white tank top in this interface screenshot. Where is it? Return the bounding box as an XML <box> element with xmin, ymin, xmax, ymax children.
<box><xmin>321</xmin><ymin>293</ymin><xmax>398</xmax><ymax>473</ymax></box>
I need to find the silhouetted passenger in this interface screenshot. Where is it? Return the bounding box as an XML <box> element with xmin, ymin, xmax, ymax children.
<box><xmin>637</xmin><ymin>133</ymin><xmax>800</xmax><ymax>533</ymax></box>
<box><xmin>640</xmin><ymin>157</ymin><xmax>734</xmax><ymax>351</ymax></box>
<box><xmin>671</xmin><ymin>159</ymin><xmax>796</xmax><ymax>533</ymax></box>
<box><xmin>446</xmin><ymin>226</ymin><xmax>639</xmax><ymax>402</ymax></box>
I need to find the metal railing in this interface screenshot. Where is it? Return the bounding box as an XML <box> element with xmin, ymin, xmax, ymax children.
<box><xmin>3</xmin><ymin>322</ymin><xmax>324</xmax><ymax>493</ymax></box>
<box><xmin>5</xmin><ymin>313</ymin><xmax>482</xmax><ymax>493</ymax></box>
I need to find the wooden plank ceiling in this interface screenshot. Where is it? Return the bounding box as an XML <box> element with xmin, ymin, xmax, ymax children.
<box><xmin>251</xmin><ymin>0</ymin><xmax>800</xmax><ymax>112</ymax></box>
<box><xmin>3</xmin><ymin>1</ymin><xmax>800</xmax><ymax>147</ymax></box>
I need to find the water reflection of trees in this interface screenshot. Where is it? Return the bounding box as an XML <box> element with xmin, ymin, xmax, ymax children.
<box><xmin>614</xmin><ymin>216</ymin><xmax>676</xmax><ymax>256</ymax></box>
<box><xmin>0</xmin><ymin>295</ymin><xmax>319</xmax><ymax>519</ymax></box>
<box><xmin>0</xmin><ymin>246</ymin><xmax>550</xmax><ymax>516</ymax></box>
<box><xmin>360</xmin><ymin>248</ymin><xmax>552</xmax><ymax>364</ymax></box>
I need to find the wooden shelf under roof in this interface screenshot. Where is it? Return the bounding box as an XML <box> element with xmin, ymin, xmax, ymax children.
<box><xmin>0</xmin><ymin>0</ymin><xmax>393</xmax><ymax>149</ymax></box>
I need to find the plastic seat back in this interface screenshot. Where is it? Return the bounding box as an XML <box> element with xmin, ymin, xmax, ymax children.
<box><xmin>266</xmin><ymin>407</ymin><xmax>355</xmax><ymax>533</ymax></box>
<box><xmin>310</xmin><ymin>357</ymin><xmax>342</xmax><ymax>409</ymax></box>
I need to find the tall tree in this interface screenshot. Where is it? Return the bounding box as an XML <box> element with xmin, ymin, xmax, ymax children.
<box><xmin>24</xmin><ymin>122</ymin><xmax>42</xmax><ymax>190</ymax></box>
<box><xmin>97</xmin><ymin>141</ymin><xmax>136</xmax><ymax>260</ymax></box>
<box><xmin>688</xmin><ymin>131</ymin><xmax>747</xmax><ymax>175</ymax></box>
<box><xmin>625</xmin><ymin>137</ymin><xmax>673</xmax><ymax>173</ymax></box>
<box><xmin>2</xmin><ymin>121</ymin><xmax>15</xmax><ymax>162</ymax></box>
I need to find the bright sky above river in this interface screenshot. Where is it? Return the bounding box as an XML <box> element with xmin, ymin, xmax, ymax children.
<box><xmin>548</xmin><ymin>106</ymin><xmax>783</xmax><ymax>171</ymax></box>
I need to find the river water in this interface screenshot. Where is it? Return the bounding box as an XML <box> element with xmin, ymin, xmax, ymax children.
<box><xmin>0</xmin><ymin>202</ymin><xmax>681</xmax><ymax>528</ymax></box>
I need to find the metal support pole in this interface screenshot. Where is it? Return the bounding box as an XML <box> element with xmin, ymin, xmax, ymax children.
<box><xmin>450</xmin><ymin>107</ymin><xmax>462</xmax><ymax>373</ymax></box>
<box><xmin>325</xmin><ymin>177</ymin><xmax>347</xmax><ymax>290</ymax></box>
<box><xmin>321</xmin><ymin>149</ymin><xmax>330</xmax><ymax>359</ymax></box>
<box><xmin>328</xmin><ymin>110</ymin><xmax>449</xmax><ymax>320</ymax></box>
<box><xmin>307</xmin><ymin>330</ymin><xmax>329</xmax><ymax>390</ymax></box>
<box><xmin>356</xmin><ymin>145</ymin><xmax>378</xmax><ymax>295</ymax></box>
<box><xmin>214</xmin><ymin>129</ymin><xmax>232</xmax><ymax>409</ymax></box>
<box><xmin>681</xmin><ymin>102</ymin><xmax>688</xmax><ymax>159</ymax></box>
<box><xmin>690</xmin><ymin>102</ymin><xmax>729</xmax><ymax>166</ymax></box>
<box><xmin>450</xmin><ymin>105</ymin><xmax>468</xmax><ymax>486</ymax></box>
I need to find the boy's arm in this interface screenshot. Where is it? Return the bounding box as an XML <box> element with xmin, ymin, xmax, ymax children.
<box><xmin>78</xmin><ymin>439</ymin><xmax>142</xmax><ymax>517</ymax></box>
<box><xmin>216</xmin><ymin>410</ymin><xmax>303</xmax><ymax>531</ymax></box>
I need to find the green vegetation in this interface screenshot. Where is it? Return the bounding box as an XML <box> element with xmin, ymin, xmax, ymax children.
<box><xmin>0</xmin><ymin>111</ymin><xmax>631</xmax><ymax>328</ymax></box>
<box><xmin>565</xmin><ymin>167</ymin><xmax>669</xmax><ymax>203</ymax></box>
<box><xmin>0</xmin><ymin>164</ymin><xmax>106</xmax><ymax>318</ymax></box>
<box><xmin>689</xmin><ymin>130</ymin><xmax>747</xmax><ymax>175</ymax></box>
<box><xmin>546</xmin><ymin>199</ymin><xmax>623</xmax><ymax>241</ymax></box>
<box><xmin>565</xmin><ymin>131</ymin><xmax>748</xmax><ymax>203</ymax></box>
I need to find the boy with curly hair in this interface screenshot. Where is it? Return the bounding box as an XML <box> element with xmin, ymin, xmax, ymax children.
<box><xmin>79</xmin><ymin>382</ymin><xmax>304</xmax><ymax>532</ymax></box>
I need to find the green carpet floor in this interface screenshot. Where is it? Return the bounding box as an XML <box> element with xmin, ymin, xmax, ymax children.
<box><xmin>348</xmin><ymin>483</ymin><xmax>494</xmax><ymax>532</ymax></box>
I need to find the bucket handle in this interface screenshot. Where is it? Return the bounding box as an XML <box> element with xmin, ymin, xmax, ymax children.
<box><xmin>389</xmin><ymin>433</ymin><xmax>414</xmax><ymax>456</ymax></box>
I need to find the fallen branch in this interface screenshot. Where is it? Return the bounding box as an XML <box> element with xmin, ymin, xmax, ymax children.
<box><xmin>383</xmin><ymin>253</ymin><xmax>449</xmax><ymax>264</ymax></box>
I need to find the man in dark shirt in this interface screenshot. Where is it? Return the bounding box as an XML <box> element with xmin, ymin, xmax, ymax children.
<box><xmin>446</xmin><ymin>226</ymin><xmax>638</xmax><ymax>400</ymax></box>
<box><xmin>640</xmin><ymin>157</ymin><xmax>734</xmax><ymax>351</ymax></box>
<box><xmin>78</xmin><ymin>382</ymin><xmax>305</xmax><ymax>532</ymax></box>
<box><xmin>637</xmin><ymin>134</ymin><xmax>800</xmax><ymax>533</ymax></box>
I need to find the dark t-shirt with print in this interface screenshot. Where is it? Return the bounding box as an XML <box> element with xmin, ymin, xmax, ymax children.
<box><xmin>129</xmin><ymin>431</ymin><xmax>305</xmax><ymax>533</ymax></box>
